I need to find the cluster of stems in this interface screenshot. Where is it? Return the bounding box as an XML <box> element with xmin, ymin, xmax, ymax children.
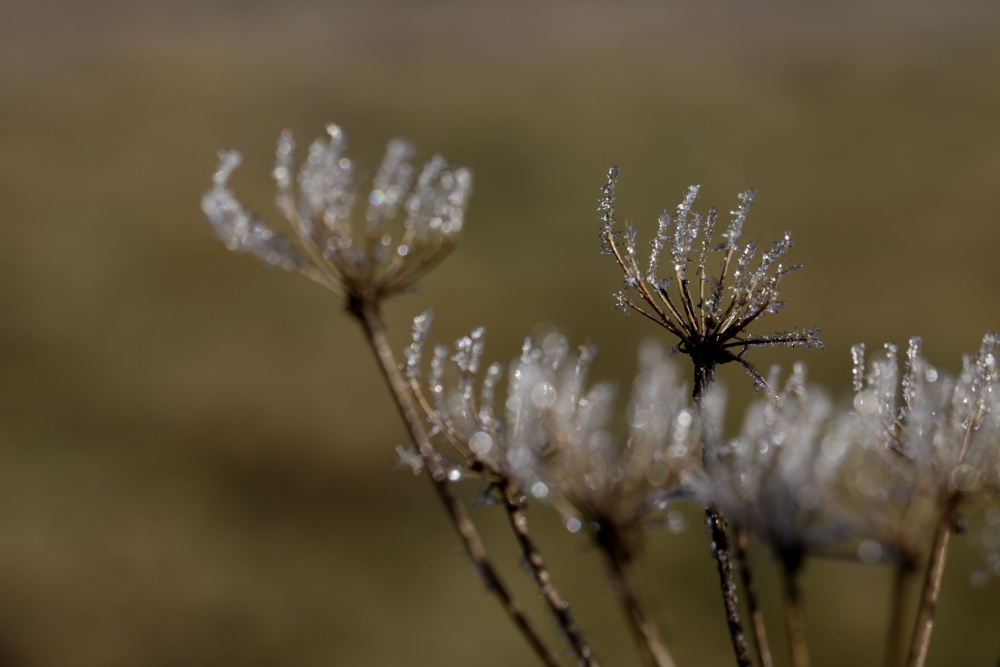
<box><xmin>204</xmin><ymin>124</ymin><xmax>997</xmax><ymax>667</ymax></box>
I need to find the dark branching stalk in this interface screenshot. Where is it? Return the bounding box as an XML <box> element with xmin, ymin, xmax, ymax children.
<box><xmin>704</xmin><ymin>507</ymin><xmax>753</xmax><ymax>667</ymax></box>
<box><xmin>598</xmin><ymin>166</ymin><xmax>820</xmax><ymax>667</ymax></box>
<box><xmin>355</xmin><ymin>300</ymin><xmax>566</xmax><ymax>667</ymax></box>
<box><xmin>204</xmin><ymin>126</ymin><xmax>566</xmax><ymax>667</ymax></box>
<box><xmin>498</xmin><ymin>479</ymin><xmax>600</xmax><ymax>667</ymax></box>
<box><xmin>403</xmin><ymin>320</ymin><xmax>599</xmax><ymax>667</ymax></box>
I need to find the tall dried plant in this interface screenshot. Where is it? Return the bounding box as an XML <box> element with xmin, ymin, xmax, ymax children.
<box><xmin>204</xmin><ymin>123</ymin><xmax>1000</xmax><ymax>667</ymax></box>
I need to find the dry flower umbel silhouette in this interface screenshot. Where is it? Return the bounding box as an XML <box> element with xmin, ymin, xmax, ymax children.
<box><xmin>202</xmin><ymin>123</ymin><xmax>470</xmax><ymax>304</ymax></box>
<box><xmin>598</xmin><ymin>167</ymin><xmax>822</xmax><ymax>396</ymax></box>
<box><xmin>204</xmin><ymin>125</ymin><xmax>586</xmax><ymax>667</ymax></box>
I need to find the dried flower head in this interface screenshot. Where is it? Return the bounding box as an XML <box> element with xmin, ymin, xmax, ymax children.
<box><xmin>849</xmin><ymin>333</ymin><xmax>1000</xmax><ymax>568</ymax></box>
<box><xmin>598</xmin><ymin>168</ymin><xmax>822</xmax><ymax>394</ymax></box>
<box><xmin>701</xmin><ymin>363</ymin><xmax>863</xmax><ymax>565</ymax></box>
<box><xmin>202</xmin><ymin>124</ymin><xmax>472</xmax><ymax>304</ymax></box>
<box><xmin>404</xmin><ymin>316</ymin><xmax>700</xmax><ymax>554</ymax></box>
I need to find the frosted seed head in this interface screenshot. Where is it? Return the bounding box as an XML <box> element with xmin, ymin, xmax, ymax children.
<box><xmin>205</xmin><ymin>122</ymin><xmax>470</xmax><ymax>302</ymax></box>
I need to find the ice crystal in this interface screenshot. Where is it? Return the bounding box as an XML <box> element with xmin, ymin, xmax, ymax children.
<box><xmin>203</xmin><ymin>124</ymin><xmax>471</xmax><ymax>302</ymax></box>
<box><xmin>598</xmin><ymin>168</ymin><xmax>822</xmax><ymax>391</ymax></box>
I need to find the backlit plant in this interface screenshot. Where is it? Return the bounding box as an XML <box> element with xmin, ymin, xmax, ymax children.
<box><xmin>204</xmin><ymin>123</ymin><xmax>999</xmax><ymax>667</ymax></box>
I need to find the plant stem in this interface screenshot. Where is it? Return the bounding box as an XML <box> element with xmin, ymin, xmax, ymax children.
<box><xmin>905</xmin><ymin>499</ymin><xmax>958</xmax><ymax>667</ymax></box>
<box><xmin>781</xmin><ymin>556</ymin><xmax>810</xmax><ymax>667</ymax></box>
<box><xmin>354</xmin><ymin>298</ymin><xmax>566</xmax><ymax>667</ymax></box>
<box><xmin>736</xmin><ymin>527</ymin><xmax>773</xmax><ymax>667</ymax></box>
<box><xmin>499</xmin><ymin>479</ymin><xmax>600</xmax><ymax>667</ymax></box>
<box><xmin>694</xmin><ymin>360</ymin><xmax>753</xmax><ymax>667</ymax></box>
<box><xmin>706</xmin><ymin>508</ymin><xmax>753</xmax><ymax>667</ymax></box>
<box><xmin>885</xmin><ymin>560</ymin><xmax>918</xmax><ymax>667</ymax></box>
<box><xmin>599</xmin><ymin>534</ymin><xmax>676</xmax><ymax>667</ymax></box>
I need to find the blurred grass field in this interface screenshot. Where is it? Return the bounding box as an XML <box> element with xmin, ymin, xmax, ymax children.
<box><xmin>1</xmin><ymin>1</ymin><xmax>999</xmax><ymax>665</ymax></box>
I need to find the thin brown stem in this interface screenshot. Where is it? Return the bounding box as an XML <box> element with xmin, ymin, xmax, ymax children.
<box><xmin>781</xmin><ymin>559</ymin><xmax>810</xmax><ymax>667</ymax></box>
<box><xmin>499</xmin><ymin>481</ymin><xmax>600</xmax><ymax>667</ymax></box>
<box><xmin>599</xmin><ymin>535</ymin><xmax>676</xmax><ymax>667</ymax></box>
<box><xmin>905</xmin><ymin>498</ymin><xmax>959</xmax><ymax>667</ymax></box>
<box><xmin>885</xmin><ymin>560</ymin><xmax>918</xmax><ymax>667</ymax></box>
<box><xmin>736</xmin><ymin>527</ymin><xmax>773</xmax><ymax>667</ymax></box>
<box><xmin>695</xmin><ymin>362</ymin><xmax>752</xmax><ymax>667</ymax></box>
<box><xmin>354</xmin><ymin>298</ymin><xmax>566</xmax><ymax>667</ymax></box>
<box><xmin>706</xmin><ymin>507</ymin><xmax>753</xmax><ymax>667</ymax></box>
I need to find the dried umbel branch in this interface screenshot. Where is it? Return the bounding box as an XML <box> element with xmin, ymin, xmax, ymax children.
<box><xmin>203</xmin><ymin>124</ymin><xmax>471</xmax><ymax>304</ymax></box>
<box><xmin>598</xmin><ymin>167</ymin><xmax>822</xmax><ymax>395</ymax></box>
<box><xmin>701</xmin><ymin>364</ymin><xmax>861</xmax><ymax>565</ymax></box>
<box><xmin>407</xmin><ymin>322</ymin><xmax>699</xmax><ymax>552</ymax></box>
<box><xmin>848</xmin><ymin>333</ymin><xmax>1000</xmax><ymax>667</ymax></box>
<box><xmin>203</xmin><ymin>125</ymin><xmax>568</xmax><ymax>667</ymax></box>
<box><xmin>848</xmin><ymin>333</ymin><xmax>1000</xmax><ymax>561</ymax></box>
<box><xmin>406</xmin><ymin>321</ymin><xmax>700</xmax><ymax>667</ymax></box>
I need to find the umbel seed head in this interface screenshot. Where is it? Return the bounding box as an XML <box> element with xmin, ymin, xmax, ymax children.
<box><xmin>598</xmin><ymin>167</ymin><xmax>822</xmax><ymax>393</ymax></box>
<box><xmin>203</xmin><ymin>123</ymin><xmax>472</xmax><ymax>305</ymax></box>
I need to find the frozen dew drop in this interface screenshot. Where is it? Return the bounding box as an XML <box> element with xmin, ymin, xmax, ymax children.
<box><xmin>447</xmin><ymin>468</ymin><xmax>463</xmax><ymax>482</ymax></box>
<box><xmin>950</xmin><ymin>463</ymin><xmax>979</xmax><ymax>492</ymax></box>
<box><xmin>507</xmin><ymin>446</ymin><xmax>531</xmax><ymax>471</ymax></box>
<box><xmin>469</xmin><ymin>431</ymin><xmax>493</xmax><ymax>456</ymax></box>
<box><xmin>854</xmin><ymin>391</ymin><xmax>878</xmax><ymax>415</ymax></box>
<box><xmin>646</xmin><ymin>461</ymin><xmax>669</xmax><ymax>486</ymax></box>
<box><xmin>531</xmin><ymin>482</ymin><xmax>549</xmax><ymax>499</ymax></box>
<box><xmin>565</xmin><ymin>517</ymin><xmax>583</xmax><ymax>533</ymax></box>
<box><xmin>397</xmin><ymin>244</ymin><xmax>410</xmax><ymax>257</ymax></box>
<box><xmin>667</xmin><ymin>510</ymin><xmax>686</xmax><ymax>533</ymax></box>
<box><xmin>531</xmin><ymin>382</ymin><xmax>557</xmax><ymax>408</ymax></box>
<box><xmin>857</xmin><ymin>540</ymin><xmax>883</xmax><ymax>564</ymax></box>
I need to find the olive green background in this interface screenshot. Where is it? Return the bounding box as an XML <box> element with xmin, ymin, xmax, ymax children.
<box><xmin>1</xmin><ymin>1</ymin><xmax>999</xmax><ymax>665</ymax></box>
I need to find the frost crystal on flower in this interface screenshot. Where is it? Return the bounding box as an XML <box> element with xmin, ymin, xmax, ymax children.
<box><xmin>850</xmin><ymin>333</ymin><xmax>1000</xmax><ymax>568</ymax></box>
<box><xmin>701</xmin><ymin>363</ymin><xmax>860</xmax><ymax>561</ymax></box>
<box><xmin>599</xmin><ymin>168</ymin><xmax>822</xmax><ymax>392</ymax></box>
<box><xmin>404</xmin><ymin>315</ymin><xmax>700</xmax><ymax>547</ymax></box>
<box><xmin>203</xmin><ymin>124</ymin><xmax>472</xmax><ymax>302</ymax></box>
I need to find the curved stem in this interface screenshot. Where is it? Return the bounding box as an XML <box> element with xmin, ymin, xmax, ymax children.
<box><xmin>781</xmin><ymin>557</ymin><xmax>810</xmax><ymax>667</ymax></box>
<box><xmin>499</xmin><ymin>480</ymin><xmax>600</xmax><ymax>667</ymax></box>
<box><xmin>885</xmin><ymin>560</ymin><xmax>918</xmax><ymax>667</ymax></box>
<box><xmin>736</xmin><ymin>527</ymin><xmax>773</xmax><ymax>667</ymax></box>
<box><xmin>694</xmin><ymin>360</ymin><xmax>752</xmax><ymax>667</ymax></box>
<box><xmin>706</xmin><ymin>507</ymin><xmax>753</xmax><ymax>667</ymax></box>
<box><xmin>600</xmin><ymin>537</ymin><xmax>676</xmax><ymax>667</ymax></box>
<box><xmin>354</xmin><ymin>298</ymin><xmax>565</xmax><ymax>667</ymax></box>
<box><xmin>905</xmin><ymin>498</ymin><xmax>958</xmax><ymax>667</ymax></box>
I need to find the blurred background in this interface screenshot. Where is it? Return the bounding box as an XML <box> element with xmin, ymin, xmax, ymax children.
<box><xmin>2</xmin><ymin>1</ymin><xmax>999</xmax><ymax>665</ymax></box>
